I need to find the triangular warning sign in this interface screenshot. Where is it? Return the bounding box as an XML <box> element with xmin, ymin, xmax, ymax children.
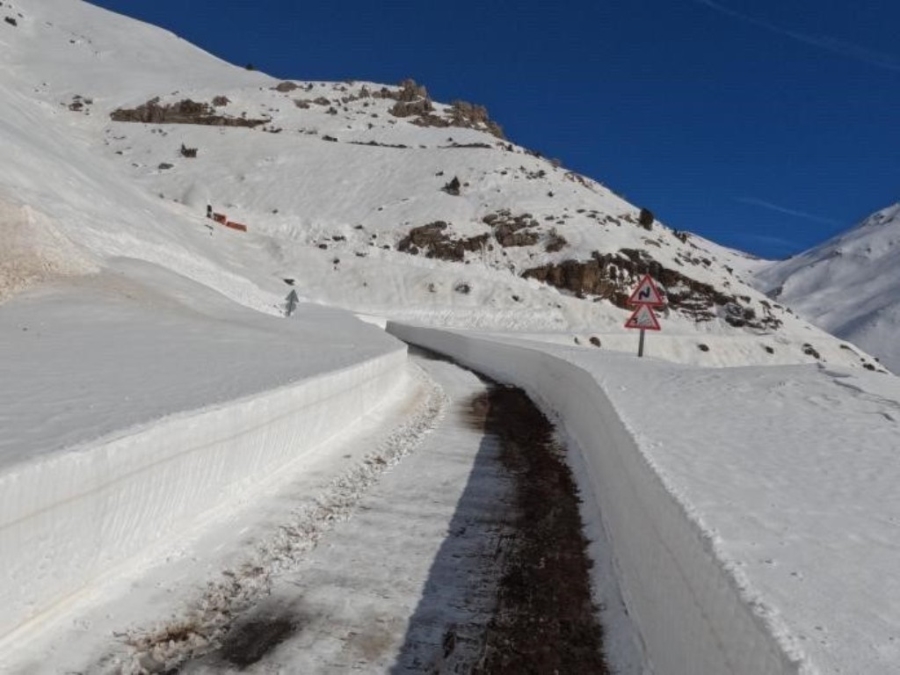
<box><xmin>628</xmin><ymin>274</ymin><xmax>665</xmax><ymax>307</ymax></box>
<box><xmin>624</xmin><ymin>304</ymin><xmax>661</xmax><ymax>331</ymax></box>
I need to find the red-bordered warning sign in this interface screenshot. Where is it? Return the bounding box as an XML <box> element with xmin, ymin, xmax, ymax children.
<box><xmin>624</xmin><ymin>304</ymin><xmax>661</xmax><ymax>331</ymax></box>
<box><xmin>628</xmin><ymin>274</ymin><xmax>665</xmax><ymax>307</ymax></box>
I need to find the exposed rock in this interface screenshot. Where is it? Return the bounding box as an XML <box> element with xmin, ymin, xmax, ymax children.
<box><xmin>495</xmin><ymin>221</ymin><xmax>538</xmax><ymax>248</ymax></box>
<box><xmin>273</xmin><ymin>81</ymin><xmax>299</xmax><ymax>92</ymax></box>
<box><xmin>396</xmin><ymin>79</ymin><xmax>429</xmax><ymax>102</ymax></box>
<box><xmin>523</xmin><ymin>258</ymin><xmax>623</xmax><ymax>306</ymax></box>
<box><xmin>110</xmin><ymin>98</ymin><xmax>268</xmax><ymax>127</ymax></box>
<box><xmin>398</xmin><ymin>222</ymin><xmax>490</xmax><ymax>263</ymax></box>
<box><xmin>442</xmin><ymin>177</ymin><xmax>462</xmax><ymax>196</ymax></box>
<box><xmin>545</xmin><ymin>230</ymin><xmax>568</xmax><ymax>253</ymax></box>
<box><xmin>802</xmin><ymin>343</ymin><xmax>822</xmax><ymax>359</ymax></box>
<box><xmin>638</xmin><ymin>208</ymin><xmax>654</xmax><ymax>230</ymax></box>
<box><xmin>390</xmin><ymin>98</ymin><xmax>434</xmax><ymax>118</ymax></box>
<box><xmin>378</xmin><ymin>80</ymin><xmax>505</xmax><ymax>139</ymax></box>
<box><xmin>446</xmin><ymin>100</ymin><xmax>505</xmax><ymax>139</ymax></box>
<box><xmin>523</xmin><ymin>248</ymin><xmax>781</xmax><ymax>330</ymax></box>
<box><xmin>482</xmin><ymin>211</ymin><xmax>540</xmax><ymax>248</ymax></box>
<box><xmin>349</xmin><ymin>140</ymin><xmax>409</xmax><ymax>149</ymax></box>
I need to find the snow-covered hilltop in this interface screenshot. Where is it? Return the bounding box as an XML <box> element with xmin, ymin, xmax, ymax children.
<box><xmin>755</xmin><ymin>203</ymin><xmax>900</xmax><ymax>373</ymax></box>
<box><xmin>0</xmin><ymin>0</ymin><xmax>884</xmax><ymax>371</ymax></box>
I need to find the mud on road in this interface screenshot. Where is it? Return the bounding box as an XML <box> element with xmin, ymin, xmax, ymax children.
<box><xmin>467</xmin><ymin>383</ymin><xmax>609</xmax><ymax>674</ymax></box>
<box><xmin>389</xmin><ymin>362</ymin><xmax>609</xmax><ymax>674</ymax></box>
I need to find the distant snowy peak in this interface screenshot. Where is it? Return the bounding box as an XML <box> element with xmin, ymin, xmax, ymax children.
<box><xmin>807</xmin><ymin>201</ymin><xmax>900</xmax><ymax>262</ymax></box>
<box><xmin>756</xmin><ymin>202</ymin><xmax>900</xmax><ymax>294</ymax></box>
<box><xmin>753</xmin><ymin>202</ymin><xmax>900</xmax><ymax>372</ymax></box>
<box><xmin>861</xmin><ymin>202</ymin><xmax>900</xmax><ymax>228</ymax></box>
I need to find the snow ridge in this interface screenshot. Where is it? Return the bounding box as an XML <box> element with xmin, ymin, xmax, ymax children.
<box><xmin>100</xmin><ymin>362</ymin><xmax>447</xmax><ymax>674</ymax></box>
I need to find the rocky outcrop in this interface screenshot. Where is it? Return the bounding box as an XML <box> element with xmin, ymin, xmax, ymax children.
<box><xmin>273</xmin><ymin>81</ymin><xmax>299</xmax><ymax>92</ymax></box>
<box><xmin>441</xmin><ymin>177</ymin><xmax>462</xmax><ymax>196</ymax></box>
<box><xmin>483</xmin><ymin>211</ymin><xmax>541</xmax><ymax>247</ymax></box>
<box><xmin>110</xmin><ymin>98</ymin><xmax>269</xmax><ymax>127</ymax></box>
<box><xmin>378</xmin><ymin>80</ymin><xmax>505</xmax><ymax>139</ymax></box>
<box><xmin>545</xmin><ymin>229</ymin><xmax>568</xmax><ymax>253</ymax></box>
<box><xmin>446</xmin><ymin>100</ymin><xmax>505</xmax><ymax>139</ymax></box>
<box><xmin>397</xmin><ymin>222</ymin><xmax>490</xmax><ymax>262</ymax></box>
<box><xmin>523</xmin><ymin>257</ymin><xmax>625</xmax><ymax>305</ymax></box>
<box><xmin>380</xmin><ymin>79</ymin><xmax>434</xmax><ymax>117</ymax></box>
<box><xmin>390</xmin><ymin>98</ymin><xmax>435</xmax><ymax>117</ymax></box>
<box><xmin>523</xmin><ymin>249</ymin><xmax>781</xmax><ymax>329</ymax></box>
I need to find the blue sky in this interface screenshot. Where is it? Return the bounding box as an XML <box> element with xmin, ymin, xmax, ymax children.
<box><xmin>91</xmin><ymin>0</ymin><xmax>899</xmax><ymax>259</ymax></box>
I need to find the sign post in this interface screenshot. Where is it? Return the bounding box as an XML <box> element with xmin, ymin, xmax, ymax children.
<box><xmin>624</xmin><ymin>275</ymin><xmax>664</xmax><ymax>357</ymax></box>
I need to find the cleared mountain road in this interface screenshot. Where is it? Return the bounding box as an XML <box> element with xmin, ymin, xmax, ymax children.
<box><xmin>171</xmin><ymin>351</ymin><xmax>608</xmax><ymax>673</ymax></box>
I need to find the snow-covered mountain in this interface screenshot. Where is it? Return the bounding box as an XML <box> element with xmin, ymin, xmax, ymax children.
<box><xmin>8</xmin><ymin>4</ymin><xmax>900</xmax><ymax>675</ymax></box>
<box><xmin>755</xmin><ymin>203</ymin><xmax>900</xmax><ymax>372</ymax></box>
<box><xmin>0</xmin><ymin>0</ymin><xmax>885</xmax><ymax>375</ymax></box>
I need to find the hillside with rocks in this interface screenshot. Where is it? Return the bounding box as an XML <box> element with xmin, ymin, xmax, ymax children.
<box><xmin>0</xmin><ymin>0</ymin><xmax>883</xmax><ymax>373</ymax></box>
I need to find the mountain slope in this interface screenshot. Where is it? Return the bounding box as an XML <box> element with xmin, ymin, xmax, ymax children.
<box><xmin>755</xmin><ymin>203</ymin><xmax>900</xmax><ymax>372</ymax></box>
<box><xmin>0</xmin><ymin>0</ymin><xmax>885</xmax><ymax>372</ymax></box>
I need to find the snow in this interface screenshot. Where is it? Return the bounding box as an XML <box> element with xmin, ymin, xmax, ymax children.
<box><xmin>0</xmin><ymin>355</ymin><xmax>438</xmax><ymax>672</ymax></box>
<box><xmin>2</xmin><ymin>1</ymin><xmax>900</xmax><ymax>673</ymax></box>
<box><xmin>0</xmin><ymin>260</ymin><xmax>401</xmax><ymax>468</ymax></box>
<box><xmin>390</xmin><ymin>323</ymin><xmax>900</xmax><ymax>675</ymax></box>
<box><xmin>755</xmin><ymin>203</ymin><xmax>900</xmax><ymax>373</ymax></box>
<box><xmin>0</xmin><ymin>263</ymin><xmax>407</xmax><ymax>646</ymax></box>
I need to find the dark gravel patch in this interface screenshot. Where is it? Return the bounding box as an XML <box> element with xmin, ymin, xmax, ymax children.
<box><xmin>473</xmin><ymin>384</ymin><xmax>609</xmax><ymax>674</ymax></box>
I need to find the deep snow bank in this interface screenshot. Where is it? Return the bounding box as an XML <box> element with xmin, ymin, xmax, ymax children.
<box><xmin>0</xmin><ymin>348</ymin><xmax>406</xmax><ymax>643</ymax></box>
<box><xmin>0</xmin><ymin>268</ymin><xmax>410</xmax><ymax>644</ymax></box>
<box><xmin>388</xmin><ymin>323</ymin><xmax>798</xmax><ymax>675</ymax></box>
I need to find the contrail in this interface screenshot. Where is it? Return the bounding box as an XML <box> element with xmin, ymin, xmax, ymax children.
<box><xmin>691</xmin><ymin>0</ymin><xmax>900</xmax><ymax>73</ymax></box>
<box><xmin>737</xmin><ymin>197</ymin><xmax>842</xmax><ymax>226</ymax></box>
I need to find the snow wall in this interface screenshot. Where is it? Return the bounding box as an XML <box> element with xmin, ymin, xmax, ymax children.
<box><xmin>0</xmin><ymin>347</ymin><xmax>407</xmax><ymax>643</ymax></box>
<box><xmin>388</xmin><ymin>324</ymin><xmax>798</xmax><ymax>675</ymax></box>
